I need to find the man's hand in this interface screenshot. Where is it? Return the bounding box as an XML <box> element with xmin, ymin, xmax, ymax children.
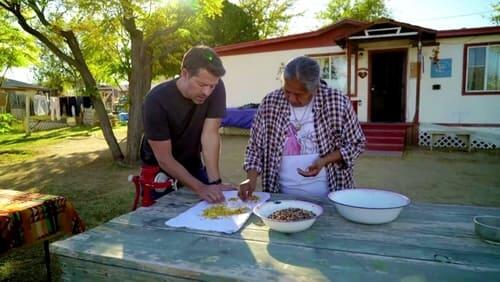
<box><xmin>197</xmin><ymin>184</ymin><xmax>225</xmax><ymax>203</ymax></box>
<box><xmin>220</xmin><ymin>183</ymin><xmax>237</xmax><ymax>191</ymax></box>
<box><xmin>298</xmin><ymin>157</ymin><xmax>327</xmax><ymax>177</ymax></box>
<box><xmin>196</xmin><ymin>184</ymin><xmax>236</xmax><ymax>203</ymax></box>
<box><xmin>238</xmin><ymin>178</ymin><xmax>256</xmax><ymax>201</ymax></box>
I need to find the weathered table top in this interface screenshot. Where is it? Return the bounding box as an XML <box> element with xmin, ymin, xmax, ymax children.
<box><xmin>51</xmin><ymin>189</ymin><xmax>500</xmax><ymax>281</ymax></box>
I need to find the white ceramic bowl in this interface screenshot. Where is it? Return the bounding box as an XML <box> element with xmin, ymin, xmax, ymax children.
<box><xmin>473</xmin><ymin>215</ymin><xmax>500</xmax><ymax>245</ymax></box>
<box><xmin>328</xmin><ymin>189</ymin><xmax>410</xmax><ymax>224</ymax></box>
<box><xmin>253</xmin><ymin>200</ymin><xmax>323</xmax><ymax>233</ymax></box>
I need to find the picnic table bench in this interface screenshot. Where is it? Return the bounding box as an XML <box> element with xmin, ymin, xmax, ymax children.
<box><xmin>428</xmin><ymin>129</ymin><xmax>472</xmax><ymax>152</ymax></box>
<box><xmin>51</xmin><ymin>189</ymin><xmax>500</xmax><ymax>281</ymax></box>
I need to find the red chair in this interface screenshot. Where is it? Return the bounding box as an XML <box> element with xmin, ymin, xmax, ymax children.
<box><xmin>128</xmin><ymin>165</ymin><xmax>177</xmax><ymax>210</ymax></box>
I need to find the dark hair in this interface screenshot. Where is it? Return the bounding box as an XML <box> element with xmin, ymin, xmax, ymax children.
<box><xmin>181</xmin><ymin>46</ymin><xmax>226</xmax><ymax>77</ymax></box>
<box><xmin>283</xmin><ymin>56</ymin><xmax>320</xmax><ymax>93</ymax></box>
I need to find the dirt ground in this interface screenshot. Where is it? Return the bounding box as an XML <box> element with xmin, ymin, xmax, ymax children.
<box><xmin>220</xmin><ymin>135</ymin><xmax>500</xmax><ymax>207</ymax></box>
<box><xmin>1</xmin><ymin>133</ymin><xmax>499</xmax><ymax>209</ymax></box>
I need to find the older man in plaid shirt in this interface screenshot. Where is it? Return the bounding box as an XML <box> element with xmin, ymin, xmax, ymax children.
<box><xmin>239</xmin><ymin>56</ymin><xmax>366</xmax><ymax>200</ymax></box>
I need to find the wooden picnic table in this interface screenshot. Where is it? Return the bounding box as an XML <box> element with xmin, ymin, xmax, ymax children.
<box><xmin>51</xmin><ymin>189</ymin><xmax>500</xmax><ymax>281</ymax></box>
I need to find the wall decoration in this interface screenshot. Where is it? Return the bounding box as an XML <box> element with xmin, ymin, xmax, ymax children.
<box><xmin>409</xmin><ymin>62</ymin><xmax>418</xmax><ymax>78</ymax></box>
<box><xmin>431</xmin><ymin>58</ymin><xmax>452</xmax><ymax>78</ymax></box>
<box><xmin>357</xmin><ymin>67</ymin><xmax>368</xmax><ymax>79</ymax></box>
<box><xmin>430</xmin><ymin>47</ymin><xmax>440</xmax><ymax>64</ymax></box>
<box><xmin>275</xmin><ymin>62</ymin><xmax>285</xmax><ymax>80</ymax></box>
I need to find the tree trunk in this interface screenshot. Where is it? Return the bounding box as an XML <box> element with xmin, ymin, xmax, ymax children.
<box><xmin>93</xmin><ymin>95</ymin><xmax>125</xmax><ymax>161</ymax></box>
<box><xmin>125</xmin><ymin>30</ymin><xmax>152</xmax><ymax>164</ymax></box>
<box><xmin>80</xmin><ymin>70</ymin><xmax>125</xmax><ymax>162</ymax></box>
<box><xmin>66</xmin><ymin>29</ymin><xmax>124</xmax><ymax>162</ymax></box>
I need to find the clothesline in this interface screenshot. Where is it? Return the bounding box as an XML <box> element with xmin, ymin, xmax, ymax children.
<box><xmin>9</xmin><ymin>93</ymin><xmax>94</xmax><ymax>120</ymax></box>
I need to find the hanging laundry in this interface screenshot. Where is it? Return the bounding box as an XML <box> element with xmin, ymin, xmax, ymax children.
<box><xmin>33</xmin><ymin>94</ymin><xmax>49</xmax><ymax>116</ymax></box>
<box><xmin>50</xmin><ymin>96</ymin><xmax>61</xmax><ymax>121</ymax></box>
<box><xmin>59</xmin><ymin>97</ymin><xmax>69</xmax><ymax>117</ymax></box>
<box><xmin>68</xmin><ymin>97</ymin><xmax>79</xmax><ymax>117</ymax></box>
<box><xmin>82</xmin><ymin>96</ymin><xmax>92</xmax><ymax>108</ymax></box>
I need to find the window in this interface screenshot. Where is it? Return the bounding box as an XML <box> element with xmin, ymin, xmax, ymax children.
<box><xmin>313</xmin><ymin>55</ymin><xmax>354</xmax><ymax>94</ymax></box>
<box><xmin>465</xmin><ymin>44</ymin><xmax>500</xmax><ymax>94</ymax></box>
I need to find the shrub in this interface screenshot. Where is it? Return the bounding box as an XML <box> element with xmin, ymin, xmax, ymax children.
<box><xmin>0</xmin><ymin>113</ymin><xmax>19</xmax><ymax>133</ymax></box>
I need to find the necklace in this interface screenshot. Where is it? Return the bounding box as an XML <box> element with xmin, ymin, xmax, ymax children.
<box><xmin>290</xmin><ymin>100</ymin><xmax>312</xmax><ymax>131</ymax></box>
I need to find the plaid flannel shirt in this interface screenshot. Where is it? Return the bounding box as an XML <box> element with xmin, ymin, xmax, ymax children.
<box><xmin>244</xmin><ymin>81</ymin><xmax>366</xmax><ymax>193</ymax></box>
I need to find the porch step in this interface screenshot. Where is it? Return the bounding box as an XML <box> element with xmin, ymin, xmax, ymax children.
<box><xmin>362</xmin><ymin>150</ymin><xmax>404</xmax><ymax>157</ymax></box>
<box><xmin>363</xmin><ymin>129</ymin><xmax>406</xmax><ymax>138</ymax></box>
<box><xmin>366</xmin><ymin>136</ymin><xmax>405</xmax><ymax>144</ymax></box>
<box><xmin>360</xmin><ymin>123</ymin><xmax>410</xmax><ymax>155</ymax></box>
<box><xmin>361</xmin><ymin>123</ymin><xmax>409</xmax><ymax>131</ymax></box>
<box><xmin>365</xmin><ymin>143</ymin><xmax>405</xmax><ymax>151</ymax></box>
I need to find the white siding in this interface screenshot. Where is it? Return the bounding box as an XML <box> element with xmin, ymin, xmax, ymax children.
<box><xmin>220</xmin><ymin>46</ymin><xmax>344</xmax><ymax>107</ymax></box>
<box><xmin>419</xmin><ymin>35</ymin><xmax>500</xmax><ymax>124</ymax></box>
<box><xmin>339</xmin><ymin>35</ymin><xmax>500</xmax><ymax>125</ymax></box>
<box><xmin>355</xmin><ymin>51</ymin><xmax>369</xmax><ymax>122</ymax></box>
<box><xmin>219</xmin><ymin>33</ymin><xmax>500</xmax><ymax>129</ymax></box>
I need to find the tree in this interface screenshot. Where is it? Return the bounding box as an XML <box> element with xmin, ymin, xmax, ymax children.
<box><xmin>1</xmin><ymin>0</ymin><xmax>224</xmax><ymax>164</ymax></box>
<box><xmin>0</xmin><ymin>10</ymin><xmax>38</xmax><ymax>86</ymax></box>
<box><xmin>116</xmin><ymin>0</ymin><xmax>224</xmax><ymax>164</ymax></box>
<box><xmin>33</xmin><ymin>45</ymin><xmax>81</xmax><ymax>94</ymax></box>
<box><xmin>152</xmin><ymin>0</ymin><xmax>258</xmax><ymax>70</ymax></box>
<box><xmin>69</xmin><ymin>0</ymin><xmax>225</xmax><ymax>164</ymax></box>
<box><xmin>318</xmin><ymin>0</ymin><xmax>390</xmax><ymax>24</ymax></box>
<box><xmin>0</xmin><ymin>0</ymin><xmax>124</xmax><ymax>161</ymax></box>
<box><xmin>492</xmin><ymin>1</ymin><xmax>500</xmax><ymax>25</ymax></box>
<box><xmin>1</xmin><ymin>0</ymin><xmax>225</xmax><ymax>164</ymax></box>
<box><xmin>202</xmin><ymin>0</ymin><xmax>259</xmax><ymax>46</ymax></box>
<box><xmin>235</xmin><ymin>0</ymin><xmax>299</xmax><ymax>39</ymax></box>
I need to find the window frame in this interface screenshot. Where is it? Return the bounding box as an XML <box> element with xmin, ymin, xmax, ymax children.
<box><xmin>309</xmin><ymin>52</ymin><xmax>355</xmax><ymax>96</ymax></box>
<box><xmin>462</xmin><ymin>42</ymin><xmax>500</xmax><ymax>96</ymax></box>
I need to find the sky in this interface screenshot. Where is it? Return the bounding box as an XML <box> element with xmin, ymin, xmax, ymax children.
<box><xmin>6</xmin><ymin>0</ymin><xmax>498</xmax><ymax>83</ymax></box>
<box><xmin>290</xmin><ymin>0</ymin><xmax>497</xmax><ymax>33</ymax></box>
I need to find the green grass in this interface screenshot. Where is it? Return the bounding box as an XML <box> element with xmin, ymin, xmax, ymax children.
<box><xmin>0</xmin><ymin>148</ymin><xmax>33</xmax><ymax>163</ymax></box>
<box><xmin>0</xmin><ymin>127</ymin><xmax>94</xmax><ymax>165</ymax></box>
<box><xmin>0</xmin><ymin>125</ymin><xmax>127</xmax><ymax>163</ymax></box>
<box><xmin>0</xmin><ymin>124</ymin><xmax>132</xmax><ymax>281</ymax></box>
<box><xmin>1</xmin><ymin>126</ymin><xmax>98</xmax><ymax>148</ymax></box>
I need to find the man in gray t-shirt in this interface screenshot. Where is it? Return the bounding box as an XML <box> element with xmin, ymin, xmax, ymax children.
<box><xmin>141</xmin><ymin>46</ymin><xmax>230</xmax><ymax>203</ymax></box>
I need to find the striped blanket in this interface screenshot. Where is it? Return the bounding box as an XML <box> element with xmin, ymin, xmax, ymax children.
<box><xmin>0</xmin><ymin>189</ymin><xmax>85</xmax><ymax>253</ymax></box>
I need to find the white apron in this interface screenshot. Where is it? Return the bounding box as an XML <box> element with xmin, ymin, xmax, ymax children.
<box><xmin>279</xmin><ymin>153</ymin><xmax>329</xmax><ymax>197</ymax></box>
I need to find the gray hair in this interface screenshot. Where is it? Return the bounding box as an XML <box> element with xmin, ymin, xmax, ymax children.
<box><xmin>282</xmin><ymin>56</ymin><xmax>320</xmax><ymax>93</ymax></box>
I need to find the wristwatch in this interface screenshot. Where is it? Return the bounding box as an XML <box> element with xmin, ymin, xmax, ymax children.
<box><xmin>207</xmin><ymin>178</ymin><xmax>222</xmax><ymax>185</ymax></box>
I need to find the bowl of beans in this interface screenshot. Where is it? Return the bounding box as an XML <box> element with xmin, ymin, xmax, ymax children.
<box><xmin>253</xmin><ymin>200</ymin><xmax>323</xmax><ymax>233</ymax></box>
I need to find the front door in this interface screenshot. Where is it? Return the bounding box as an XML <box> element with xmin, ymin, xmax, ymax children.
<box><xmin>369</xmin><ymin>50</ymin><xmax>406</xmax><ymax>122</ymax></box>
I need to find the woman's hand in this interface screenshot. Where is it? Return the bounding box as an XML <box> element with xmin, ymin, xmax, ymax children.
<box><xmin>238</xmin><ymin>178</ymin><xmax>256</xmax><ymax>201</ymax></box>
<box><xmin>297</xmin><ymin>157</ymin><xmax>327</xmax><ymax>177</ymax></box>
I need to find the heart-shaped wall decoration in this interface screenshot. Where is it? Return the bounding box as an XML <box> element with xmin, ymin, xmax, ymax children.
<box><xmin>357</xmin><ymin>67</ymin><xmax>368</xmax><ymax>79</ymax></box>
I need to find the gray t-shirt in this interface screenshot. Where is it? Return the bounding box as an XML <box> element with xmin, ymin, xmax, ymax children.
<box><xmin>140</xmin><ymin>78</ymin><xmax>226</xmax><ymax>174</ymax></box>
